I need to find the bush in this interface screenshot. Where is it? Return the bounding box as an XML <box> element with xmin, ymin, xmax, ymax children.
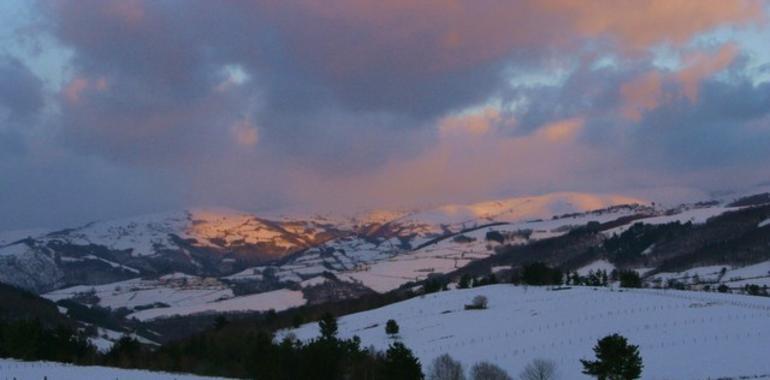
<box><xmin>386</xmin><ymin>319</ymin><xmax>400</xmax><ymax>336</ymax></box>
<box><xmin>427</xmin><ymin>353</ymin><xmax>465</xmax><ymax>380</ymax></box>
<box><xmin>464</xmin><ymin>295</ymin><xmax>488</xmax><ymax>310</ymax></box>
<box><xmin>470</xmin><ymin>361</ymin><xmax>511</xmax><ymax>380</ymax></box>
<box><xmin>519</xmin><ymin>358</ymin><xmax>557</xmax><ymax>380</ymax></box>
<box><xmin>581</xmin><ymin>334</ymin><xmax>643</xmax><ymax>380</ymax></box>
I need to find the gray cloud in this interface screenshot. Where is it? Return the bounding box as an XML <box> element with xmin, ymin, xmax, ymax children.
<box><xmin>0</xmin><ymin>1</ymin><xmax>768</xmax><ymax>230</ymax></box>
<box><xmin>0</xmin><ymin>55</ymin><xmax>44</xmax><ymax>158</ymax></box>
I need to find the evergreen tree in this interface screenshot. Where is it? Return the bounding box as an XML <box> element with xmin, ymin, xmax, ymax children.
<box><xmin>581</xmin><ymin>334</ymin><xmax>643</xmax><ymax>380</ymax></box>
<box><xmin>618</xmin><ymin>271</ymin><xmax>642</xmax><ymax>288</ymax></box>
<box><xmin>386</xmin><ymin>319</ymin><xmax>400</xmax><ymax>336</ymax></box>
<box><xmin>458</xmin><ymin>274</ymin><xmax>472</xmax><ymax>289</ymax></box>
<box><xmin>600</xmin><ymin>270</ymin><xmax>609</xmax><ymax>286</ymax></box>
<box><xmin>319</xmin><ymin>312</ymin><xmax>338</xmax><ymax>340</ymax></box>
<box><xmin>521</xmin><ymin>263</ymin><xmax>563</xmax><ymax>286</ymax></box>
<box><xmin>214</xmin><ymin>315</ymin><xmax>229</xmax><ymax>330</ymax></box>
<box><xmin>291</xmin><ymin>313</ymin><xmax>305</xmax><ymax>329</ymax></box>
<box><xmin>382</xmin><ymin>342</ymin><xmax>424</xmax><ymax>380</ymax></box>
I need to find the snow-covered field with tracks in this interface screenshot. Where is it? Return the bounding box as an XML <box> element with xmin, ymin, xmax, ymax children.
<box><xmin>287</xmin><ymin>284</ymin><xmax>770</xmax><ymax>380</ymax></box>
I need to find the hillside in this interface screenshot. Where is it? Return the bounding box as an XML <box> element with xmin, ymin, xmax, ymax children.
<box><xmin>3</xmin><ymin>190</ymin><xmax>769</xmax><ymax>344</ymax></box>
<box><xmin>0</xmin><ymin>282</ymin><xmax>70</xmax><ymax>327</ymax></box>
<box><xmin>286</xmin><ymin>284</ymin><xmax>770</xmax><ymax>379</ymax></box>
<box><xmin>0</xmin><ymin>359</ymin><xmax>229</xmax><ymax>380</ymax></box>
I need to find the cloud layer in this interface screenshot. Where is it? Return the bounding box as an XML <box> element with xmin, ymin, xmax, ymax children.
<box><xmin>1</xmin><ymin>0</ymin><xmax>769</xmax><ymax>229</ymax></box>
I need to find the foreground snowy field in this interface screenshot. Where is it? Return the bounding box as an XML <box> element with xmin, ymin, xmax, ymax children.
<box><xmin>287</xmin><ymin>285</ymin><xmax>770</xmax><ymax>380</ymax></box>
<box><xmin>0</xmin><ymin>359</ymin><xmax>229</xmax><ymax>380</ymax></box>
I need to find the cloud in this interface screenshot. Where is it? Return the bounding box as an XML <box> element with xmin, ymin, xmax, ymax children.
<box><xmin>0</xmin><ymin>55</ymin><xmax>44</xmax><ymax>158</ymax></box>
<box><xmin>0</xmin><ymin>55</ymin><xmax>43</xmax><ymax>123</ymax></box>
<box><xmin>0</xmin><ymin>1</ymin><xmax>768</xmax><ymax>230</ymax></box>
<box><xmin>620</xmin><ymin>44</ymin><xmax>740</xmax><ymax>120</ymax></box>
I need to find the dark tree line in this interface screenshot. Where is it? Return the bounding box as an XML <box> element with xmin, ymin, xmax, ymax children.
<box><xmin>0</xmin><ymin>319</ymin><xmax>98</xmax><ymax>364</ymax></box>
<box><xmin>0</xmin><ymin>313</ymin><xmax>423</xmax><ymax>380</ymax></box>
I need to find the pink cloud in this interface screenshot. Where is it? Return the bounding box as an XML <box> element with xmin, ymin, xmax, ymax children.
<box><xmin>620</xmin><ymin>43</ymin><xmax>739</xmax><ymax>120</ymax></box>
<box><xmin>677</xmin><ymin>43</ymin><xmax>739</xmax><ymax>102</ymax></box>
<box><xmin>61</xmin><ymin>75</ymin><xmax>108</xmax><ymax>105</ymax></box>
<box><xmin>550</xmin><ymin>0</ymin><xmax>763</xmax><ymax>49</ymax></box>
<box><xmin>262</xmin><ymin>0</ymin><xmax>763</xmax><ymax>80</ymax></box>
<box><xmin>621</xmin><ymin>71</ymin><xmax>664</xmax><ymax>121</ymax></box>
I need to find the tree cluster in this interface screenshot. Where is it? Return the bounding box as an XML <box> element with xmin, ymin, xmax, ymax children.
<box><xmin>520</xmin><ymin>263</ymin><xmax>563</xmax><ymax>286</ymax></box>
<box><xmin>457</xmin><ymin>274</ymin><xmax>499</xmax><ymax>289</ymax></box>
<box><xmin>0</xmin><ymin>319</ymin><xmax>97</xmax><ymax>365</ymax></box>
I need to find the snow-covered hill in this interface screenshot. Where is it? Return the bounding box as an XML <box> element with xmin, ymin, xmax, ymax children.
<box><xmin>286</xmin><ymin>285</ymin><xmax>770</xmax><ymax>380</ymax></box>
<box><xmin>0</xmin><ymin>359</ymin><xmax>229</xmax><ymax>380</ymax></box>
<box><xmin>5</xmin><ymin>189</ymin><xmax>769</xmax><ymax>324</ymax></box>
<box><xmin>0</xmin><ymin>192</ymin><xmax>645</xmax><ymax>294</ymax></box>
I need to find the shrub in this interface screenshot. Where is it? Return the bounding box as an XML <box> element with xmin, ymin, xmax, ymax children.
<box><xmin>464</xmin><ymin>295</ymin><xmax>488</xmax><ymax>310</ymax></box>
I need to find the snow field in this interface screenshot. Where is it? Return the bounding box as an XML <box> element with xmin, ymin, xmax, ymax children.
<box><xmin>0</xmin><ymin>359</ymin><xmax>229</xmax><ymax>380</ymax></box>
<box><xmin>128</xmin><ymin>288</ymin><xmax>306</xmax><ymax>321</ymax></box>
<box><xmin>286</xmin><ymin>285</ymin><xmax>770</xmax><ymax>380</ymax></box>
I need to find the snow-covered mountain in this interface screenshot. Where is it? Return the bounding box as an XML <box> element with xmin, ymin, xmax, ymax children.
<box><xmin>0</xmin><ymin>192</ymin><xmax>645</xmax><ymax>293</ymax></box>
<box><xmin>3</xmin><ymin>189</ymin><xmax>769</xmax><ymax>325</ymax></box>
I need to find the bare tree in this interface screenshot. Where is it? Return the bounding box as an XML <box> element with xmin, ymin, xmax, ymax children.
<box><xmin>519</xmin><ymin>359</ymin><xmax>557</xmax><ymax>380</ymax></box>
<box><xmin>470</xmin><ymin>361</ymin><xmax>511</xmax><ymax>380</ymax></box>
<box><xmin>428</xmin><ymin>354</ymin><xmax>466</xmax><ymax>380</ymax></box>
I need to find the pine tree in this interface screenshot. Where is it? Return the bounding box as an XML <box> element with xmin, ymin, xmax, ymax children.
<box><xmin>386</xmin><ymin>319</ymin><xmax>400</xmax><ymax>336</ymax></box>
<box><xmin>581</xmin><ymin>334</ymin><xmax>643</xmax><ymax>380</ymax></box>
<box><xmin>458</xmin><ymin>274</ymin><xmax>472</xmax><ymax>289</ymax></box>
<box><xmin>382</xmin><ymin>342</ymin><xmax>423</xmax><ymax>379</ymax></box>
<box><xmin>319</xmin><ymin>312</ymin><xmax>338</xmax><ymax>340</ymax></box>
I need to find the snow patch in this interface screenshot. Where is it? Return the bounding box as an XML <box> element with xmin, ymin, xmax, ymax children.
<box><xmin>577</xmin><ymin>260</ymin><xmax>615</xmax><ymax>276</ymax></box>
<box><xmin>128</xmin><ymin>288</ymin><xmax>306</xmax><ymax>321</ymax></box>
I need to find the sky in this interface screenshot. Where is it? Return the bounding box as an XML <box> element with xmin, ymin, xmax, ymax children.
<box><xmin>1</xmin><ymin>0</ymin><xmax>770</xmax><ymax>231</ymax></box>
